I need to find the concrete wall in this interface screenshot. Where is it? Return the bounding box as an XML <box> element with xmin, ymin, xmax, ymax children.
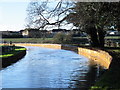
<box><xmin>78</xmin><ymin>48</ymin><xmax>112</xmax><ymax>69</ymax></box>
<box><xmin>15</xmin><ymin>43</ymin><xmax>61</xmax><ymax>49</ymax></box>
<box><xmin>15</xmin><ymin>43</ymin><xmax>112</xmax><ymax>69</ymax></box>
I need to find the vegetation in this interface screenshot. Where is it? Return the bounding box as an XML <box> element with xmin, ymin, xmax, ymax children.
<box><xmin>1</xmin><ymin>1</ymin><xmax>120</xmax><ymax>87</ymax></box>
<box><xmin>26</xmin><ymin>0</ymin><xmax>73</xmax><ymax>29</ymax></box>
<box><xmin>15</xmin><ymin>47</ymin><xmax>26</xmax><ymax>51</ymax></box>
<box><xmin>53</xmin><ymin>33</ymin><xmax>73</xmax><ymax>44</ymax></box>
<box><xmin>66</xmin><ymin>2</ymin><xmax>120</xmax><ymax>47</ymax></box>
<box><xmin>105</xmin><ymin>36</ymin><xmax>120</xmax><ymax>39</ymax></box>
<box><xmin>90</xmin><ymin>49</ymin><xmax>120</xmax><ymax>89</ymax></box>
<box><xmin>26</xmin><ymin>1</ymin><xmax>120</xmax><ymax>47</ymax></box>
<box><xmin>2</xmin><ymin>35</ymin><xmax>119</xmax><ymax>46</ymax></box>
<box><xmin>1</xmin><ymin>45</ymin><xmax>27</xmax><ymax>68</ymax></box>
<box><xmin>2</xmin><ymin>38</ymin><xmax>53</xmax><ymax>43</ymax></box>
<box><xmin>1</xmin><ymin>38</ymin><xmax>120</xmax><ymax>88</ymax></box>
<box><xmin>2</xmin><ymin>34</ymin><xmax>23</xmax><ymax>38</ymax></box>
<box><xmin>0</xmin><ymin>54</ymin><xmax>13</xmax><ymax>58</ymax></box>
<box><xmin>1</xmin><ymin>45</ymin><xmax>26</xmax><ymax>58</ymax></box>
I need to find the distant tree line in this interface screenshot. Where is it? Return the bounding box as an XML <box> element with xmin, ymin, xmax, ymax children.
<box><xmin>2</xmin><ymin>34</ymin><xmax>23</xmax><ymax>38</ymax></box>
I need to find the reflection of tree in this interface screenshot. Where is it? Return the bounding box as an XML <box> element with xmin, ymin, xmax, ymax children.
<box><xmin>68</xmin><ymin>60</ymin><xmax>106</xmax><ymax>89</ymax></box>
<box><xmin>83</xmin><ymin>64</ymin><xmax>98</xmax><ymax>88</ymax></box>
<box><xmin>74</xmin><ymin>65</ymin><xmax>98</xmax><ymax>88</ymax></box>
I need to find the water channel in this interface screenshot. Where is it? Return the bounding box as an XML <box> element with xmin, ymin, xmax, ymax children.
<box><xmin>1</xmin><ymin>46</ymin><xmax>101</xmax><ymax>88</ymax></box>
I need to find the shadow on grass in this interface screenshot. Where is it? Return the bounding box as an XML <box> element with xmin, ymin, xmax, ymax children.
<box><xmin>92</xmin><ymin>47</ymin><xmax>120</xmax><ymax>89</ymax></box>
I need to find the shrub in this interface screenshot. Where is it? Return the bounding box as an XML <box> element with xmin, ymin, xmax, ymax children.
<box><xmin>53</xmin><ymin>33</ymin><xmax>73</xmax><ymax>44</ymax></box>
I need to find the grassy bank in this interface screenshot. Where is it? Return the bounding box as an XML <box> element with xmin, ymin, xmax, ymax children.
<box><xmin>1</xmin><ymin>36</ymin><xmax>120</xmax><ymax>43</ymax></box>
<box><xmin>0</xmin><ymin>45</ymin><xmax>26</xmax><ymax>58</ymax></box>
<box><xmin>1</xmin><ymin>38</ymin><xmax>53</xmax><ymax>43</ymax></box>
<box><xmin>91</xmin><ymin>48</ymin><xmax>120</xmax><ymax>89</ymax></box>
<box><xmin>1</xmin><ymin>37</ymin><xmax>120</xmax><ymax>88</ymax></box>
<box><xmin>1</xmin><ymin>45</ymin><xmax>26</xmax><ymax>68</ymax></box>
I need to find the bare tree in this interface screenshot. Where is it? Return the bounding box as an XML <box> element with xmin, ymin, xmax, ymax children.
<box><xmin>26</xmin><ymin>0</ymin><xmax>74</xmax><ymax>30</ymax></box>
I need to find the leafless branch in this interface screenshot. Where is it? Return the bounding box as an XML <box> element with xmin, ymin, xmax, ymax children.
<box><xmin>26</xmin><ymin>0</ymin><xmax>74</xmax><ymax>29</ymax></box>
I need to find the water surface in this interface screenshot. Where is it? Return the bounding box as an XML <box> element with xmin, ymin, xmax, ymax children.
<box><xmin>1</xmin><ymin>46</ymin><xmax>99</xmax><ymax>88</ymax></box>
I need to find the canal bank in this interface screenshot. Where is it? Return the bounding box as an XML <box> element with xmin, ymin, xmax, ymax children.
<box><xmin>15</xmin><ymin>43</ymin><xmax>112</xmax><ymax>69</ymax></box>
<box><xmin>1</xmin><ymin>46</ymin><xmax>26</xmax><ymax>68</ymax></box>
<box><xmin>1</xmin><ymin>43</ymin><xmax>114</xmax><ymax>89</ymax></box>
<box><xmin>1</xmin><ymin>46</ymin><xmax>99</xmax><ymax>88</ymax></box>
<box><xmin>14</xmin><ymin>43</ymin><xmax>114</xmax><ymax>89</ymax></box>
<box><xmin>92</xmin><ymin>49</ymin><xmax>120</xmax><ymax>89</ymax></box>
<box><xmin>19</xmin><ymin>44</ymin><xmax>120</xmax><ymax>89</ymax></box>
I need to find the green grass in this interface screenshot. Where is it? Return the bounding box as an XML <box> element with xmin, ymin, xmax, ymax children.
<box><xmin>1</xmin><ymin>46</ymin><xmax>26</xmax><ymax>58</ymax></box>
<box><xmin>73</xmin><ymin>37</ymin><xmax>88</xmax><ymax>39</ymax></box>
<box><xmin>1</xmin><ymin>36</ymin><xmax>119</xmax><ymax>43</ymax></box>
<box><xmin>1</xmin><ymin>38</ymin><xmax>53</xmax><ymax>43</ymax></box>
<box><xmin>108</xmin><ymin>49</ymin><xmax>120</xmax><ymax>53</ymax></box>
<box><xmin>105</xmin><ymin>36</ymin><xmax>120</xmax><ymax>39</ymax></box>
<box><xmin>73</xmin><ymin>36</ymin><xmax>120</xmax><ymax>39</ymax></box>
<box><xmin>15</xmin><ymin>48</ymin><xmax>26</xmax><ymax>51</ymax></box>
<box><xmin>91</xmin><ymin>48</ymin><xmax>120</xmax><ymax>89</ymax></box>
<box><xmin>0</xmin><ymin>54</ymin><xmax>13</xmax><ymax>58</ymax></box>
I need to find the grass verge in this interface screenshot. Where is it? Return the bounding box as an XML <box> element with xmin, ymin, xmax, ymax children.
<box><xmin>1</xmin><ymin>38</ymin><xmax>53</xmax><ymax>43</ymax></box>
<box><xmin>1</xmin><ymin>45</ymin><xmax>26</xmax><ymax>68</ymax></box>
<box><xmin>1</xmin><ymin>46</ymin><xmax>26</xmax><ymax>58</ymax></box>
<box><xmin>91</xmin><ymin>48</ymin><xmax>120</xmax><ymax>89</ymax></box>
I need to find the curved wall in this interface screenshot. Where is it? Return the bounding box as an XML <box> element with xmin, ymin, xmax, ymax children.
<box><xmin>78</xmin><ymin>47</ymin><xmax>112</xmax><ymax>69</ymax></box>
<box><xmin>15</xmin><ymin>43</ymin><xmax>112</xmax><ymax>69</ymax></box>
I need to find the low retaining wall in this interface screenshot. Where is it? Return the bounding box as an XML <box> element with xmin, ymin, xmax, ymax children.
<box><xmin>15</xmin><ymin>43</ymin><xmax>112</xmax><ymax>69</ymax></box>
<box><xmin>15</xmin><ymin>43</ymin><xmax>61</xmax><ymax>49</ymax></box>
<box><xmin>61</xmin><ymin>45</ymin><xmax>112</xmax><ymax>69</ymax></box>
<box><xmin>78</xmin><ymin>48</ymin><xmax>112</xmax><ymax>69</ymax></box>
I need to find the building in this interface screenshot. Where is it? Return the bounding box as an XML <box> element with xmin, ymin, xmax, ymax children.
<box><xmin>21</xmin><ymin>29</ymin><xmax>50</xmax><ymax>38</ymax></box>
<box><xmin>106</xmin><ymin>29</ymin><xmax>120</xmax><ymax>36</ymax></box>
<box><xmin>21</xmin><ymin>28</ymin><xmax>87</xmax><ymax>38</ymax></box>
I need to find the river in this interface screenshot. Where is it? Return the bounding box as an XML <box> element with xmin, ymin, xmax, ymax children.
<box><xmin>1</xmin><ymin>46</ymin><xmax>100</xmax><ymax>88</ymax></box>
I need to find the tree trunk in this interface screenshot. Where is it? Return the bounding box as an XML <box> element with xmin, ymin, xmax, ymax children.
<box><xmin>87</xmin><ymin>27</ymin><xmax>105</xmax><ymax>47</ymax></box>
<box><xmin>98</xmin><ymin>29</ymin><xmax>105</xmax><ymax>48</ymax></box>
<box><xmin>117</xmin><ymin>24</ymin><xmax>120</xmax><ymax>31</ymax></box>
<box><xmin>88</xmin><ymin>27</ymin><xmax>100</xmax><ymax>47</ymax></box>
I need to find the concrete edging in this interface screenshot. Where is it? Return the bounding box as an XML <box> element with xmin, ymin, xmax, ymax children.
<box><xmin>15</xmin><ymin>43</ymin><xmax>112</xmax><ymax>69</ymax></box>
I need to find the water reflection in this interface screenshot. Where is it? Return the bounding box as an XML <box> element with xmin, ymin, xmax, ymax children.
<box><xmin>1</xmin><ymin>46</ymin><xmax>103</xmax><ymax>88</ymax></box>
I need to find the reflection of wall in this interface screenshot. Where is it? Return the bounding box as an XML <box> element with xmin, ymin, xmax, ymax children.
<box><xmin>15</xmin><ymin>43</ymin><xmax>112</xmax><ymax>69</ymax></box>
